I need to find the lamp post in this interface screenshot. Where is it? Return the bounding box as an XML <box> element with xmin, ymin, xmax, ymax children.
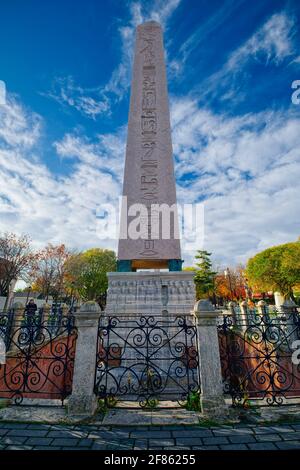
<box><xmin>224</xmin><ymin>268</ymin><xmax>234</xmax><ymax>301</ymax></box>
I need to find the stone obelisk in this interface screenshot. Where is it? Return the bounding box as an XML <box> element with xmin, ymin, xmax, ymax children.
<box><xmin>118</xmin><ymin>21</ymin><xmax>182</xmax><ymax>272</ymax></box>
<box><xmin>105</xmin><ymin>21</ymin><xmax>195</xmax><ymax>316</ymax></box>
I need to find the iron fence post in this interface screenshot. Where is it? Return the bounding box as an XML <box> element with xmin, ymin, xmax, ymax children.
<box><xmin>228</xmin><ymin>301</ymin><xmax>237</xmax><ymax>326</ymax></box>
<box><xmin>68</xmin><ymin>301</ymin><xmax>101</xmax><ymax>416</ymax></box>
<box><xmin>193</xmin><ymin>299</ymin><xmax>228</xmax><ymax>417</ymax></box>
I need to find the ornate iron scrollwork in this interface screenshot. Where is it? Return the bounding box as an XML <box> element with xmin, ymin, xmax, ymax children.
<box><xmin>94</xmin><ymin>315</ymin><xmax>201</xmax><ymax>408</ymax></box>
<box><xmin>218</xmin><ymin>308</ymin><xmax>300</xmax><ymax>407</ymax></box>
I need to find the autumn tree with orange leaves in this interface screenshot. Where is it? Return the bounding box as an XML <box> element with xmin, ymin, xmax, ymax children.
<box><xmin>31</xmin><ymin>244</ymin><xmax>72</xmax><ymax>302</ymax></box>
<box><xmin>214</xmin><ymin>265</ymin><xmax>247</xmax><ymax>301</ymax></box>
<box><xmin>0</xmin><ymin>232</ymin><xmax>38</xmax><ymax>310</ymax></box>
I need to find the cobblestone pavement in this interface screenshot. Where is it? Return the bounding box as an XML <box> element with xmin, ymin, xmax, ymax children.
<box><xmin>1</xmin><ymin>422</ymin><xmax>300</xmax><ymax>450</ymax></box>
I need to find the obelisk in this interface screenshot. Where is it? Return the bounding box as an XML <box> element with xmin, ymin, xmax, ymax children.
<box><xmin>118</xmin><ymin>21</ymin><xmax>182</xmax><ymax>272</ymax></box>
<box><xmin>105</xmin><ymin>21</ymin><xmax>195</xmax><ymax>315</ymax></box>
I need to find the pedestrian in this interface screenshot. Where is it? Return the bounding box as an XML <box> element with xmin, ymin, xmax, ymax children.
<box><xmin>25</xmin><ymin>298</ymin><xmax>37</xmax><ymax>319</ymax></box>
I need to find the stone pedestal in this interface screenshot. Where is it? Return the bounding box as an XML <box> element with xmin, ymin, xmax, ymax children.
<box><xmin>193</xmin><ymin>299</ymin><xmax>227</xmax><ymax>417</ymax></box>
<box><xmin>105</xmin><ymin>270</ymin><xmax>195</xmax><ymax>315</ymax></box>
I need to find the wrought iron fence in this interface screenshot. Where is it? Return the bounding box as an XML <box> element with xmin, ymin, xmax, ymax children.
<box><xmin>218</xmin><ymin>306</ymin><xmax>300</xmax><ymax>406</ymax></box>
<box><xmin>0</xmin><ymin>311</ymin><xmax>77</xmax><ymax>405</ymax></box>
<box><xmin>94</xmin><ymin>315</ymin><xmax>200</xmax><ymax>408</ymax></box>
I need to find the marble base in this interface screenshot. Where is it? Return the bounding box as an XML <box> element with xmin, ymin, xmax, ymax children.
<box><xmin>105</xmin><ymin>271</ymin><xmax>195</xmax><ymax>315</ymax></box>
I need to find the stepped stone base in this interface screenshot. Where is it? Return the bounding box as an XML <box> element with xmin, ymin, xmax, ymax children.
<box><xmin>105</xmin><ymin>271</ymin><xmax>195</xmax><ymax>315</ymax></box>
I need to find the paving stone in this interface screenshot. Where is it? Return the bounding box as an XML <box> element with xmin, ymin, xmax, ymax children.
<box><xmin>78</xmin><ymin>438</ymin><xmax>93</xmax><ymax>447</ymax></box>
<box><xmin>26</xmin><ymin>424</ymin><xmax>52</xmax><ymax>430</ymax></box>
<box><xmin>1</xmin><ymin>419</ymin><xmax>300</xmax><ymax>451</ymax></box>
<box><xmin>202</xmin><ymin>437</ymin><xmax>229</xmax><ymax>445</ymax></box>
<box><xmin>130</xmin><ymin>430</ymin><xmax>172</xmax><ymax>438</ymax></box>
<box><xmin>271</xmin><ymin>425</ymin><xmax>294</xmax><ymax>433</ymax></box>
<box><xmin>172</xmin><ymin>430</ymin><xmax>213</xmax><ymax>438</ymax></box>
<box><xmin>164</xmin><ymin>447</ymin><xmax>191</xmax><ymax>450</ymax></box>
<box><xmin>255</xmin><ymin>434</ymin><xmax>282</xmax><ymax>442</ymax></box>
<box><xmin>162</xmin><ymin>426</ymin><xmax>189</xmax><ymax>431</ymax></box>
<box><xmin>228</xmin><ymin>435</ymin><xmax>256</xmax><ymax>444</ymax></box>
<box><xmin>254</xmin><ymin>426</ymin><xmax>279</xmax><ymax>434</ymax></box>
<box><xmin>279</xmin><ymin>431</ymin><xmax>300</xmax><ymax>441</ymax></box>
<box><xmin>92</xmin><ymin>441</ymin><xmax>107</xmax><ymax>450</ymax></box>
<box><xmin>134</xmin><ymin>439</ymin><xmax>148</xmax><ymax>449</ymax></box>
<box><xmin>176</xmin><ymin>437</ymin><xmax>202</xmax><ymax>446</ymax></box>
<box><xmin>6</xmin><ymin>445</ymin><xmax>33</xmax><ymax>450</ymax></box>
<box><xmin>233</xmin><ymin>424</ymin><xmax>253</xmax><ymax>428</ymax></box>
<box><xmin>248</xmin><ymin>442</ymin><xmax>277</xmax><ymax>450</ymax></box>
<box><xmin>50</xmin><ymin>425</ymin><xmax>75</xmax><ymax>430</ymax></box>
<box><xmin>211</xmin><ymin>425</ymin><xmax>233</xmax><ymax>429</ymax></box>
<box><xmin>62</xmin><ymin>447</ymin><xmax>90</xmax><ymax>450</ymax></box>
<box><xmin>291</xmin><ymin>424</ymin><xmax>300</xmax><ymax>431</ymax></box>
<box><xmin>7</xmin><ymin>429</ymin><xmax>49</xmax><ymax>437</ymax></box>
<box><xmin>191</xmin><ymin>446</ymin><xmax>220</xmax><ymax>450</ymax></box>
<box><xmin>2</xmin><ymin>436</ymin><xmax>28</xmax><ymax>445</ymax></box>
<box><xmin>107</xmin><ymin>444</ymin><xmax>125</xmax><ymax>450</ymax></box>
<box><xmin>117</xmin><ymin>442</ymin><xmax>135</xmax><ymax>450</ymax></box>
<box><xmin>72</xmin><ymin>425</ymin><xmax>99</xmax><ymax>431</ymax></box>
<box><xmin>220</xmin><ymin>444</ymin><xmax>248</xmax><ymax>450</ymax></box>
<box><xmin>50</xmin><ymin>438</ymin><xmax>79</xmax><ymax>446</ymax></box>
<box><xmin>213</xmin><ymin>427</ymin><xmax>253</xmax><ymax>436</ymax></box>
<box><xmin>148</xmin><ymin>439</ymin><xmax>174</xmax><ymax>447</ymax></box>
<box><xmin>0</xmin><ymin>423</ymin><xmax>29</xmax><ymax>429</ymax></box>
<box><xmin>33</xmin><ymin>446</ymin><xmax>61</xmax><ymax>450</ymax></box>
<box><xmin>275</xmin><ymin>440</ymin><xmax>300</xmax><ymax>450</ymax></box>
<box><xmin>88</xmin><ymin>431</ymin><xmax>129</xmax><ymax>440</ymax></box>
<box><xmin>48</xmin><ymin>430</ymin><xmax>87</xmax><ymax>438</ymax></box>
<box><xmin>25</xmin><ymin>438</ymin><xmax>54</xmax><ymax>446</ymax></box>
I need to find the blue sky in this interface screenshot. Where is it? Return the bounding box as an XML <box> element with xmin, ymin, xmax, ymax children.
<box><xmin>0</xmin><ymin>0</ymin><xmax>300</xmax><ymax>267</ymax></box>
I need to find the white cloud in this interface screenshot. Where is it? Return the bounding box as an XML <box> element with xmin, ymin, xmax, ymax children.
<box><xmin>0</xmin><ymin>97</ymin><xmax>41</xmax><ymax>148</ymax></box>
<box><xmin>0</xmin><ymin>96</ymin><xmax>122</xmax><ymax>251</ymax></box>
<box><xmin>177</xmin><ymin>11</ymin><xmax>297</xmax><ymax>103</ymax></box>
<box><xmin>54</xmin><ymin>130</ymin><xmax>125</xmax><ymax>181</ymax></box>
<box><xmin>42</xmin><ymin>76</ymin><xmax>110</xmax><ymax>120</ymax></box>
<box><xmin>227</xmin><ymin>12</ymin><xmax>295</xmax><ymax>67</ymax></box>
<box><xmin>170</xmin><ymin>97</ymin><xmax>300</xmax><ymax>265</ymax></box>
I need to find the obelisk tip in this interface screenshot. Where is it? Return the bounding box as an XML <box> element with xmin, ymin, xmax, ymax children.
<box><xmin>137</xmin><ymin>20</ymin><xmax>162</xmax><ymax>29</ymax></box>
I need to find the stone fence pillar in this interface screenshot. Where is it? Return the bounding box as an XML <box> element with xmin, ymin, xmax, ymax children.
<box><xmin>68</xmin><ymin>301</ymin><xmax>101</xmax><ymax>416</ymax></box>
<box><xmin>239</xmin><ymin>300</ymin><xmax>249</xmax><ymax>331</ymax></box>
<box><xmin>281</xmin><ymin>299</ymin><xmax>298</xmax><ymax>315</ymax></box>
<box><xmin>257</xmin><ymin>300</ymin><xmax>267</xmax><ymax>316</ymax></box>
<box><xmin>228</xmin><ymin>301</ymin><xmax>237</xmax><ymax>326</ymax></box>
<box><xmin>41</xmin><ymin>303</ymin><xmax>51</xmax><ymax>323</ymax></box>
<box><xmin>193</xmin><ymin>299</ymin><xmax>227</xmax><ymax>417</ymax></box>
<box><xmin>9</xmin><ymin>302</ymin><xmax>25</xmax><ymax>352</ymax></box>
<box><xmin>257</xmin><ymin>300</ymin><xmax>271</xmax><ymax>324</ymax></box>
<box><xmin>279</xmin><ymin>299</ymin><xmax>298</xmax><ymax>345</ymax></box>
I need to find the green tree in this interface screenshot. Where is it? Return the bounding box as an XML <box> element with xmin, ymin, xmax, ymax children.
<box><xmin>65</xmin><ymin>248</ymin><xmax>116</xmax><ymax>303</ymax></box>
<box><xmin>246</xmin><ymin>240</ymin><xmax>300</xmax><ymax>299</ymax></box>
<box><xmin>193</xmin><ymin>250</ymin><xmax>217</xmax><ymax>300</ymax></box>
